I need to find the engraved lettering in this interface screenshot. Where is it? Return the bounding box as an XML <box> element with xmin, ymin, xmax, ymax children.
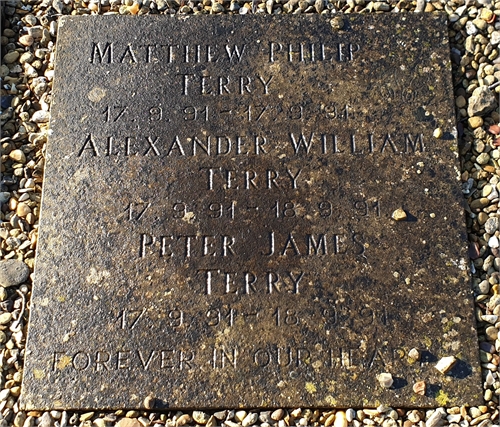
<box><xmin>117</xmin><ymin>351</ymin><xmax>130</xmax><ymax>370</ymax></box>
<box><xmin>253</xmin><ymin>348</ymin><xmax>271</xmax><ymax>367</ymax></box>
<box><xmin>73</xmin><ymin>352</ymin><xmax>91</xmax><ymax>371</ymax></box>
<box><xmin>77</xmin><ymin>134</ymin><xmax>271</xmax><ymax>157</ymax></box>
<box><xmin>213</xmin><ymin>347</ymin><xmax>238</xmax><ymax>369</ymax></box>
<box><xmin>288</xmin><ymin>271</ymin><xmax>304</xmax><ymax>293</ymax></box>
<box><xmin>404</xmin><ymin>133</ymin><xmax>425</xmax><ymax>152</ymax></box>
<box><xmin>269</xmin><ymin>42</ymin><xmax>282</xmax><ymax>62</ymax></box>
<box><xmin>225</xmin><ymin>44</ymin><xmax>246</xmax><ymax>62</ymax></box>
<box><xmin>223</xmin><ymin>235</ymin><xmax>236</xmax><ymax>256</ymax></box>
<box><xmin>296</xmin><ymin>348</ymin><xmax>310</xmax><ymax>366</ymax></box>
<box><xmin>117</xmin><ymin>308</ymin><xmax>146</xmax><ymax>329</ymax></box>
<box><xmin>180</xmin><ymin>74</ymin><xmax>273</xmax><ymax>96</ymax></box>
<box><xmin>267</xmin><ymin>170</ymin><xmax>279</xmax><ymax>189</ymax></box>
<box><xmin>321</xmin><ymin>134</ymin><xmax>341</xmax><ymax>154</ymax></box>
<box><xmin>288</xmin><ymin>43</ymin><xmax>304</xmax><ymax>62</ymax></box>
<box><xmin>52</xmin><ymin>351</ymin><xmax>65</xmax><ymax>371</ymax></box>
<box><xmin>350</xmin><ymin>134</ymin><xmax>362</xmax><ymax>154</ymax></box>
<box><xmin>289</xmin><ymin>132</ymin><xmax>314</xmax><ymax>154</ymax></box>
<box><xmin>138</xmin><ymin>350</ymin><xmax>157</xmax><ymax>370</ymax></box>
<box><xmin>95</xmin><ymin>351</ymin><xmax>111</xmax><ymax>371</ymax></box>
<box><xmin>179</xmin><ymin>350</ymin><xmax>194</xmax><ymax>369</ymax></box>
<box><xmin>338</xmin><ymin>43</ymin><xmax>360</xmax><ymax>62</ymax></box>
<box><xmin>167</xmin><ymin>136</ymin><xmax>186</xmax><ymax>156</ymax></box>
<box><xmin>144</xmin><ymin>136</ymin><xmax>160</xmax><ymax>156</ymax></box>
<box><xmin>381</xmin><ymin>134</ymin><xmax>398</xmax><ymax>153</ymax></box>
<box><xmin>106</xmin><ymin>136</ymin><xmax>117</xmax><ymax>156</ymax></box>
<box><xmin>286</xmin><ymin>168</ymin><xmax>302</xmax><ymax>189</ymax></box>
<box><xmin>282</xmin><ymin>233</ymin><xmax>300</xmax><ymax>256</ymax></box>
<box><xmin>268</xmin><ymin>42</ymin><xmax>360</xmax><ymax>63</ymax></box>
<box><xmin>245</xmin><ymin>272</ymin><xmax>257</xmax><ymax>293</ymax></box>
<box><xmin>120</xmin><ymin>45</ymin><xmax>137</xmax><ymax>63</ymax></box>
<box><xmin>307</xmin><ymin>234</ymin><xmax>327</xmax><ymax>255</ymax></box>
<box><xmin>269</xmin><ymin>232</ymin><xmax>362</xmax><ymax>257</ymax></box>
<box><xmin>90</xmin><ymin>42</ymin><xmax>113</xmax><ymax>63</ymax></box>
<box><xmin>240</xmin><ymin>76</ymin><xmax>252</xmax><ymax>94</ymax></box>
<box><xmin>161</xmin><ymin>349</ymin><xmax>175</xmax><ymax>369</ymax></box>
<box><xmin>78</xmin><ymin>134</ymin><xmax>99</xmax><ymax>156</ymax></box>
<box><xmin>258</xmin><ymin>75</ymin><xmax>273</xmax><ymax>94</ymax></box>
<box><xmin>264</xmin><ymin>231</ymin><xmax>275</xmax><ymax>256</ymax></box>
<box><xmin>140</xmin><ymin>234</ymin><xmax>236</xmax><ymax>258</ymax></box>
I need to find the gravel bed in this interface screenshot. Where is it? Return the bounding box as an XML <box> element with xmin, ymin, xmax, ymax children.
<box><xmin>2</xmin><ymin>0</ymin><xmax>500</xmax><ymax>426</ymax></box>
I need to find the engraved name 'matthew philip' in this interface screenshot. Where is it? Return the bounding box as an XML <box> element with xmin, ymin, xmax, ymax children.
<box><xmin>89</xmin><ymin>41</ymin><xmax>360</xmax><ymax>64</ymax></box>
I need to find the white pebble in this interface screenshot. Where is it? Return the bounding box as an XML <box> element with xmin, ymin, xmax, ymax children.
<box><xmin>377</xmin><ymin>372</ymin><xmax>393</xmax><ymax>388</ymax></box>
<box><xmin>31</xmin><ymin>110</ymin><xmax>50</xmax><ymax>123</ymax></box>
<box><xmin>466</xmin><ymin>20</ymin><xmax>478</xmax><ymax>35</ymax></box>
<box><xmin>489</xmin><ymin>235</ymin><xmax>499</xmax><ymax>248</ymax></box>
<box><xmin>435</xmin><ymin>356</ymin><xmax>457</xmax><ymax>374</ymax></box>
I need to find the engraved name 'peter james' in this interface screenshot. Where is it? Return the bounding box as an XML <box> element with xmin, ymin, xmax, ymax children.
<box><xmin>139</xmin><ymin>231</ymin><xmax>364</xmax><ymax>259</ymax></box>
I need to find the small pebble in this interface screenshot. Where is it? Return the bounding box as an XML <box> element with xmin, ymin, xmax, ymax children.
<box><xmin>116</xmin><ymin>419</ymin><xmax>142</xmax><ymax>427</ymax></box>
<box><xmin>391</xmin><ymin>208</ymin><xmax>407</xmax><ymax>221</ymax></box>
<box><xmin>485</xmin><ymin>217</ymin><xmax>499</xmax><ymax>234</ymax></box>
<box><xmin>19</xmin><ymin>35</ymin><xmax>34</xmax><ymax>47</ymax></box>
<box><xmin>0</xmin><ymin>259</ymin><xmax>30</xmax><ymax>288</ymax></box>
<box><xmin>80</xmin><ymin>413</ymin><xmax>94</xmax><ymax>422</ymax></box>
<box><xmin>271</xmin><ymin>409</ymin><xmax>284</xmax><ymax>421</ymax></box>
<box><xmin>193</xmin><ymin>411</ymin><xmax>210</xmax><ymax>425</ymax></box>
<box><xmin>143</xmin><ymin>396</ymin><xmax>155</xmax><ymax>409</ymax></box>
<box><xmin>0</xmin><ymin>312</ymin><xmax>12</xmax><ymax>325</ymax></box>
<box><xmin>377</xmin><ymin>372</ymin><xmax>394</xmax><ymax>388</ymax></box>
<box><xmin>3</xmin><ymin>51</ymin><xmax>20</xmax><ymax>64</ymax></box>
<box><xmin>433</xmin><ymin>128</ymin><xmax>443</xmax><ymax>138</ymax></box>
<box><xmin>412</xmin><ymin>381</ymin><xmax>426</xmax><ymax>395</ymax></box>
<box><xmin>242</xmin><ymin>413</ymin><xmax>258</xmax><ymax>427</ymax></box>
<box><xmin>489</xmin><ymin>235</ymin><xmax>499</xmax><ymax>248</ymax></box>
<box><xmin>31</xmin><ymin>110</ymin><xmax>50</xmax><ymax>123</ymax></box>
<box><xmin>435</xmin><ymin>356</ymin><xmax>457</xmax><ymax>374</ymax></box>
<box><xmin>9</xmin><ymin>149</ymin><xmax>26</xmax><ymax>163</ymax></box>
<box><xmin>177</xmin><ymin>414</ymin><xmax>192</xmax><ymax>426</ymax></box>
<box><xmin>334</xmin><ymin>411</ymin><xmax>348</xmax><ymax>427</ymax></box>
<box><xmin>469</xmin><ymin>116</ymin><xmax>484</xmax><ymax>128</ymax></box>
<box><xmin>408</xmin><ymin>348</ymin><xmax>420</xmax><ymax>361</ymax></box>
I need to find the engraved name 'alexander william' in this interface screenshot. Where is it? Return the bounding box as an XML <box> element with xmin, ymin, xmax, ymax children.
<box><xmin>77</xmin><ymin>132</ymin><xmax>425</xmax><ymax>157</ymax></box>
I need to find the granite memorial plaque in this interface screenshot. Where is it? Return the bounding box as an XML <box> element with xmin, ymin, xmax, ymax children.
<box><xmin>21</xmin><ymin>14</ymin><xmax>481</xmax><ymax>410</ymax></box>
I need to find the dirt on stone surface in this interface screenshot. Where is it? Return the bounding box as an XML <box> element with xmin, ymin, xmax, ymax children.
<box><xmin>1</xmin><ymin>0</ymin><xmax>500</xmax><ymax>426</ymax></box>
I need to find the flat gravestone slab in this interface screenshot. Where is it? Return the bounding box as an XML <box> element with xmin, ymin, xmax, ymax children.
<box><xmin>21</xmin><ymin>14</ymin><xmax>481</xmax><ymax>410</ymax></box>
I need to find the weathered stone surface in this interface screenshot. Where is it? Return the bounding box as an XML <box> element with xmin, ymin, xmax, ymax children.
<box><xmin>21</xmin><ymin>15</ymin><xmax>481</xmax><ymax>410</ymax></box>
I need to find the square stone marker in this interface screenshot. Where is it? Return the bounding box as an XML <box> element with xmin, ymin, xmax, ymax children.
<box><xmin>21</xmin><ymin>14</ymin><xmax>482</xmax><ymax>410</ymax></box>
